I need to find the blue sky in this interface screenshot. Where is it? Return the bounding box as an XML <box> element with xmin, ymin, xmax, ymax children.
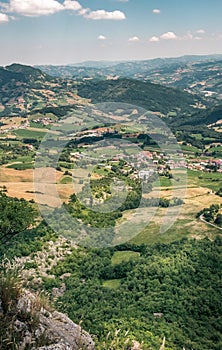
<box><xmin>0</xmin><ymin>0</ymin><xmax>222</xmax><ymax>65</ymax></box>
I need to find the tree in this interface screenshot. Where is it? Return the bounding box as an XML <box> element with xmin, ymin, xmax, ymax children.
<box><xmin>0</xmin><ymin>193</ymin><xmax>36</xmax><ymax>244</ymax></box>
<box><xmin>215</xmin><ymin>214</ymin><xmax>222</xmax><ymax>226</ymax></box>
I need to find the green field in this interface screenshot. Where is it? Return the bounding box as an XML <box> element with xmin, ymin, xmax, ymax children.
<box><xmin>12</xmin><ymin>155</ymin><xmax>34</xmax><ymax>163</ymax></box>
<box><xmin>102</xmin><ymin>279</ymin><xmax>121</xmax><ymax>289</ymax></box>
<box><xmin>7</xmin><ymin>162</ymin><xmax>34</xmax><ymax>170</ymax></box>
<box><xmin>111</xmin><ymin>251</ymin><xmax>140</xmax><ymax>265</ymax></box>
<box><xmin>60</xmin><ymin>176</ymin><xmax>73</xmax><ymax>184</ymax></box>
<box><xmin>188</xmin><ymin>169</ymin><xmax>222</xmax><ymax>191</ymax></box>
<box><xmin>181</xmin><ymin>145</ymin><xmax>201</xmax><ymax>153</ymax></box>
<box><xmin>13</xmin><ymin>128</ymin><xmax>47</xmax><ymax>139</ymax></box>
<box><xmin>153</xmin><ymin>176</ymin><xmax>172</xmax><ymax>188</ymax></box>
<box><xmin>29</xmin><ymin>121</ymin><xmax>48</xmax><ymax>129</ymax></box>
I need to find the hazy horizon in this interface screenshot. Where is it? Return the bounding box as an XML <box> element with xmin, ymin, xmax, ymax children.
<box><xmin>1</xmin><ymin>52</ymin><xmax>222</xmax><ymax>68</ymax></box>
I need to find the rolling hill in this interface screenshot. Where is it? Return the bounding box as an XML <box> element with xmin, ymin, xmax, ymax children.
<box><xmin>77</xmin><ymin>78</ymin><xmax>203</xmax><ymax>115</ymax></box>
<box><xmin>0</xmin><ymin>64</ymin><xmax>85</xmax><ymax>116</ymax></box>
<box><xmin>38</xmin><ymin>55</ymin><xmax>222</xmax><ymax>101</ymax></box>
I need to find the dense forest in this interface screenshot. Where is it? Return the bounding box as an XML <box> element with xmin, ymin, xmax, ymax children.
<box><xmin>0</xmin><ymin>194</ymin><xmax>221</xmax><ymax>349</ymax></box>
<box><xmin>77</xmin><ymin>78</ymin><xmax>201</xmax><ymax>115</ymax></box>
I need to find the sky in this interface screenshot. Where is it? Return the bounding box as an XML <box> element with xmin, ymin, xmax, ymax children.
<box><xmin>0</xmin><ymin>0</ymin><xmax>222</xmax><ymax>65</ymax></box>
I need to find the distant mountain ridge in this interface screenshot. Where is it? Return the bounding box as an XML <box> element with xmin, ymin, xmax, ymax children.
<box><xmin>0</xmin><ymin>63</ymin><xmax>204</xmax><ymax>117</ymax></box>
<box><xmin>0</xmin><ymin>62</ymin><xmax>220</xmax><ymax>131</ymax></box>
<box><xmin>37</xmin><ymin>55</ymin><xmax>222</xmax><ymax>100</ymax></box>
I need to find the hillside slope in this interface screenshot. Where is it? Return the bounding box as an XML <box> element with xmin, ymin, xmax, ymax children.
<box><xmin>77</xmin><ymin>78</ymin><xmax>202</xmax><ymax>115</ymax></box>
<box><xmin>0</xmin><ymin>64</ymin><xmax>84</xmax><ymax>116</ymax></box>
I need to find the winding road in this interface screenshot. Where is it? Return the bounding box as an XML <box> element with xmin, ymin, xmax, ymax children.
<box><xmin>200</xmin><ymin>214</ymin><xmax>222</xmax><ymax>231</ymax></box>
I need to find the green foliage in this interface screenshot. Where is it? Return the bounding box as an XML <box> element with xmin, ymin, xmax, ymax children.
<box><xmin>0</xmin><ymin>193</ymin><xmax>37</xmax><ymax>244</ymax></box>
<box><xmin>7</xmin><ymin>162</ymin><xmax>34</xmax><ymax>170</ymax></box>
<box><xmin>43</xmin><ymin>238</ymin><xmax>222</xmax><ymax>350</ymax></box>
<box><xmin>111</xmin><ymin>251</ymin><xmax>140</xmax><ymax>265</ymax></box>
<box><xmin>0</xmin><ymin>259</ymin><xmax>24</xmax><ymax>314</ymax></box>
<box><xmin>103</xmin><ymin>279</ymin><xmax>121</xmax><ymax>289</ymax></box>
<box><xmin>215</xmin><ymin>214</ymin><xmax>222</xmax><ymax>226</ymax></box>
<box><xmin>216</xmin><ymin>187</ymin><xmax>222</xmax><ymax>197</ymax></box>
<box><xmin>77</xmin><ymin>78</ymin><xmax>198</xmax><ymax>115</ymax></box>
<box><xmin>0</xmin><ymin>223</ymin><xmax>58</xmax><ymax>260</ymax></box>
<box><xmin>197</xmin><ymin>204</ymin><xmax>221</xmax><ymax>223</ymax></box>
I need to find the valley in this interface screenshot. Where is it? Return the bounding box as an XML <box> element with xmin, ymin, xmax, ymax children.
<box><xmin>0</xmin><ymin>56</ymin><xmax>222</xmax><ymax>350</ymax></box>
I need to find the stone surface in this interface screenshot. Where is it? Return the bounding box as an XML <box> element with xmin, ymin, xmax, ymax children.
<box><xmin>32</xmin><ymin>345</ymin><xmax>72</xmax><ymax>350</ymax></box>
<box><xmin>1</xmin><ymin>290</ymin><xmax>94</xmax><ymax>350</ymax></box>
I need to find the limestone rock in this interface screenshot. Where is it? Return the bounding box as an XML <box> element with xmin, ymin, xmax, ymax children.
<box><xmin>32</xmin><ymin>345</ymin><xmax>72</xmax><ymax>350</ymax></box>
<box><xmin>1</xmin><ymin>290</ymin><xmax>94</xmax><ymax>350</ymax></box>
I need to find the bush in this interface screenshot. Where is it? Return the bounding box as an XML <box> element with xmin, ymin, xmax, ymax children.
<box><xmin>0</xmin><ymin>259</ymin><xmax>24</xmax><ymax>314</ymax></box>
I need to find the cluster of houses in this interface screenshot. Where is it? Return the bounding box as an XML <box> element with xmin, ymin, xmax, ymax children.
<box><xmin>71</xmin><ymin>143</ymin><xmax>222</xmax><ymax>181</ymax></box>
<box><xmin>32</xmin><ymin>117</ymin><xmax>53</xmax><ymax>126</ymax></box>
<box><xmin>0</xmin><ymin>116</ymin><xmax>55</xmax><ymax>134</ymax></box>
<box><xmin>187</xmin><ymin>158</ymin><xmax>222</xmax><ymax>172</ymax></box>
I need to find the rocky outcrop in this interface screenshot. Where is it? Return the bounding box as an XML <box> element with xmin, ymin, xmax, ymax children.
<box><xmin>1</xmin><ymin>290</ymin><xmax>94</xmax><ymax>350</ymax></box>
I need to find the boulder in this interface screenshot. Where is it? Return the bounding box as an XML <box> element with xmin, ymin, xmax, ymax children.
<box><xmin>1</xmin><ymin>290</ymin><xmax>94</xmax><ymax>350</ymax></box>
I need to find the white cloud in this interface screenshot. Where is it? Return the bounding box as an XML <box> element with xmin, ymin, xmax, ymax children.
<box><xmin>0</xmin><ymin>3</ymin><xmax>9</xmax><ymax>11</ymax></box>
<box><xmin>63</xmin><ymin>0</ymin><xmax>82</xmax><ymax>11</ymax></box>
<box><xmin>78</xmin><ymin>8</ymin><xmax>89</xmax><ymax>16</ymax></box>
<box><xmin>184</xmin><ymin>31</ymin><xmax>193</xmax><ymax>40</ymax></box>
<box><xmin>149</xmin><ymin>36</ymin><xmax>160</xmax><ymax>42</ymax></box>
<box><xmin>98</xmin><ymin>35</ymin><xmax>107</xmax><ymax>40</ymax></box>
<box><xmin>4</xmin><ymin>0</ymin><xmax>64</xmax><ymax>16</ymax></box>
<box><xmin>160</xmin><ymin>31</ymin><xmax>178</xmax><ymax>40</ymax></box>
<box><xmin>196</xmin><ymin>29</ymin><xmax>205</xmax><ymax>34</ymax></box>
<box><xmin>84</xmin><ymin>9</ymin><xmax>126</xmax><ymax>20</ymax></box>
<box><xmin>0</xmin><ymin>0</ymin><xmax>82</xmax><ymax>17</ymax></box>
<box><xmin>128</xmin><ymin>36</ymin><xmax>140</xmax><ymax>42</ymax></box>
<box><xmin>0</xmin><ymin>0</ymin><xmax>126</xmax><ymax>21</ymax></box>
<box><xmin>153</xmin><ymin>9</ymin><xmax>160</xmax><ymax>14</ymax></box>
<box><xmin>149</xmin><ymin>30</ymin><xmax>206</xmax><ymax>43</ymax></box>
<box><xmin>0</xmin><ymin>12</ymin><xmax>9</xmax><ymax>22</ymax></box>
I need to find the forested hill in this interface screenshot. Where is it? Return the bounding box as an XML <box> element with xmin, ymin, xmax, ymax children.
<box><xmin>170</xmin><ymin>104</ymin><xmax>222</xmax><ymax>128</ymax></box>
<box><xmin>0</xmin><ymin>63</ymin><xmax>49</xmax><ymax>86</ymax></box>
<box><xmin>77</xmin><ymin>78</ymin><xmax>203</xmax><ymax>115</ymax></box>
<box><xmin>0</xmin><ymin>64</ymin><xmax>84</xmax><ymax>116</ymax></box>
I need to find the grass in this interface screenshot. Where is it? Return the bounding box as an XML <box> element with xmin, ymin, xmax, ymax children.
<box><xmin>0</xmin><ymin>259</ymin><xmax>24</xmax><ymax>314</ymax></box>
<box><xmin>13</xmin><ymin>129</ymin><xmax>47</xmax><ymax>139</ymax></box>
<box><xmin>130</xmin><ymin>221</ymin><xmax>190</xmax><ymax>245</ymax></box>
<box><xmin>188</xmin><ymin>169</ymin><xmax>222</xmax><ymax>191</ymax></box>
<box><xmin>181</xmin><ymin>145</ymin><xmax>201</xmax><ymax>153</ymax></box>
<box><xmin>153</xmin><ymin>176</ymin><xmax>172</xmax><ymax>188</ymax></box>
<box><xmin>29</xmin><ymin>121</ymin><xmax>48</xmax><ymax>129</ymax></box>
<box><xmin>94</xmin><ymin>167</ymin><xmax>110</xmax><ymax>176</ymax></box>
<box><xmin>60</xmin><ymin>176</ymin><xmax>73</xmax><ymax>184</ymax></box>
<box><xmin>191</xmin><ymin>133</ymin><xmax>203</xmax><ymax>140</ymax></box>
<box><xmin>103</xmin><ymin>279</ymin><xmax>121</xmax><ymax>289</ymax></box>
<box><xmin>208</xmin><ymin>146</ymin><xmax>222</xmax><ymax>152</ymax></box>
<box><xmin>12</xmin><ymin>155</ymin><xmax>34</xmax><ymax>163</ymax></box>
<box><xmin>7</xmin><ymin>162</ymin><xmax>34</xmax><ymax>170</ymax></box>
<box><xmin>130</xmin><ymin>190</ymin><xmax>222</xmax><ymax>246</ymax></box>
<box><xmin>111</xmin><ymin>251</ymin><xmax>140</xmax><ymax>265</ymax></box>
<box><xmin>0</xmin><ymin>259</ymin><xmax>53</xmax><ymax>350</ymax></box>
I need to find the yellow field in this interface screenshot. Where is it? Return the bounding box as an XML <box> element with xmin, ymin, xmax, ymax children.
<box><xmin>0</xmin><ymin>116</ymin><xmax>27</xmax><ymax>130</ymax></box>
<box><xmin>0</xmin><ymin>167</ymin><xmax>85</xmax><ymax>207</ymax></box>
<box><xmin>121</xmin><ymin>185</ymin><xmax>222</xmax><ymax>245</ymax></box>
<box><xmin>1</xmin><ymin>166</ymin><xmax>221</xmax><ymax>243</ymax></box>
